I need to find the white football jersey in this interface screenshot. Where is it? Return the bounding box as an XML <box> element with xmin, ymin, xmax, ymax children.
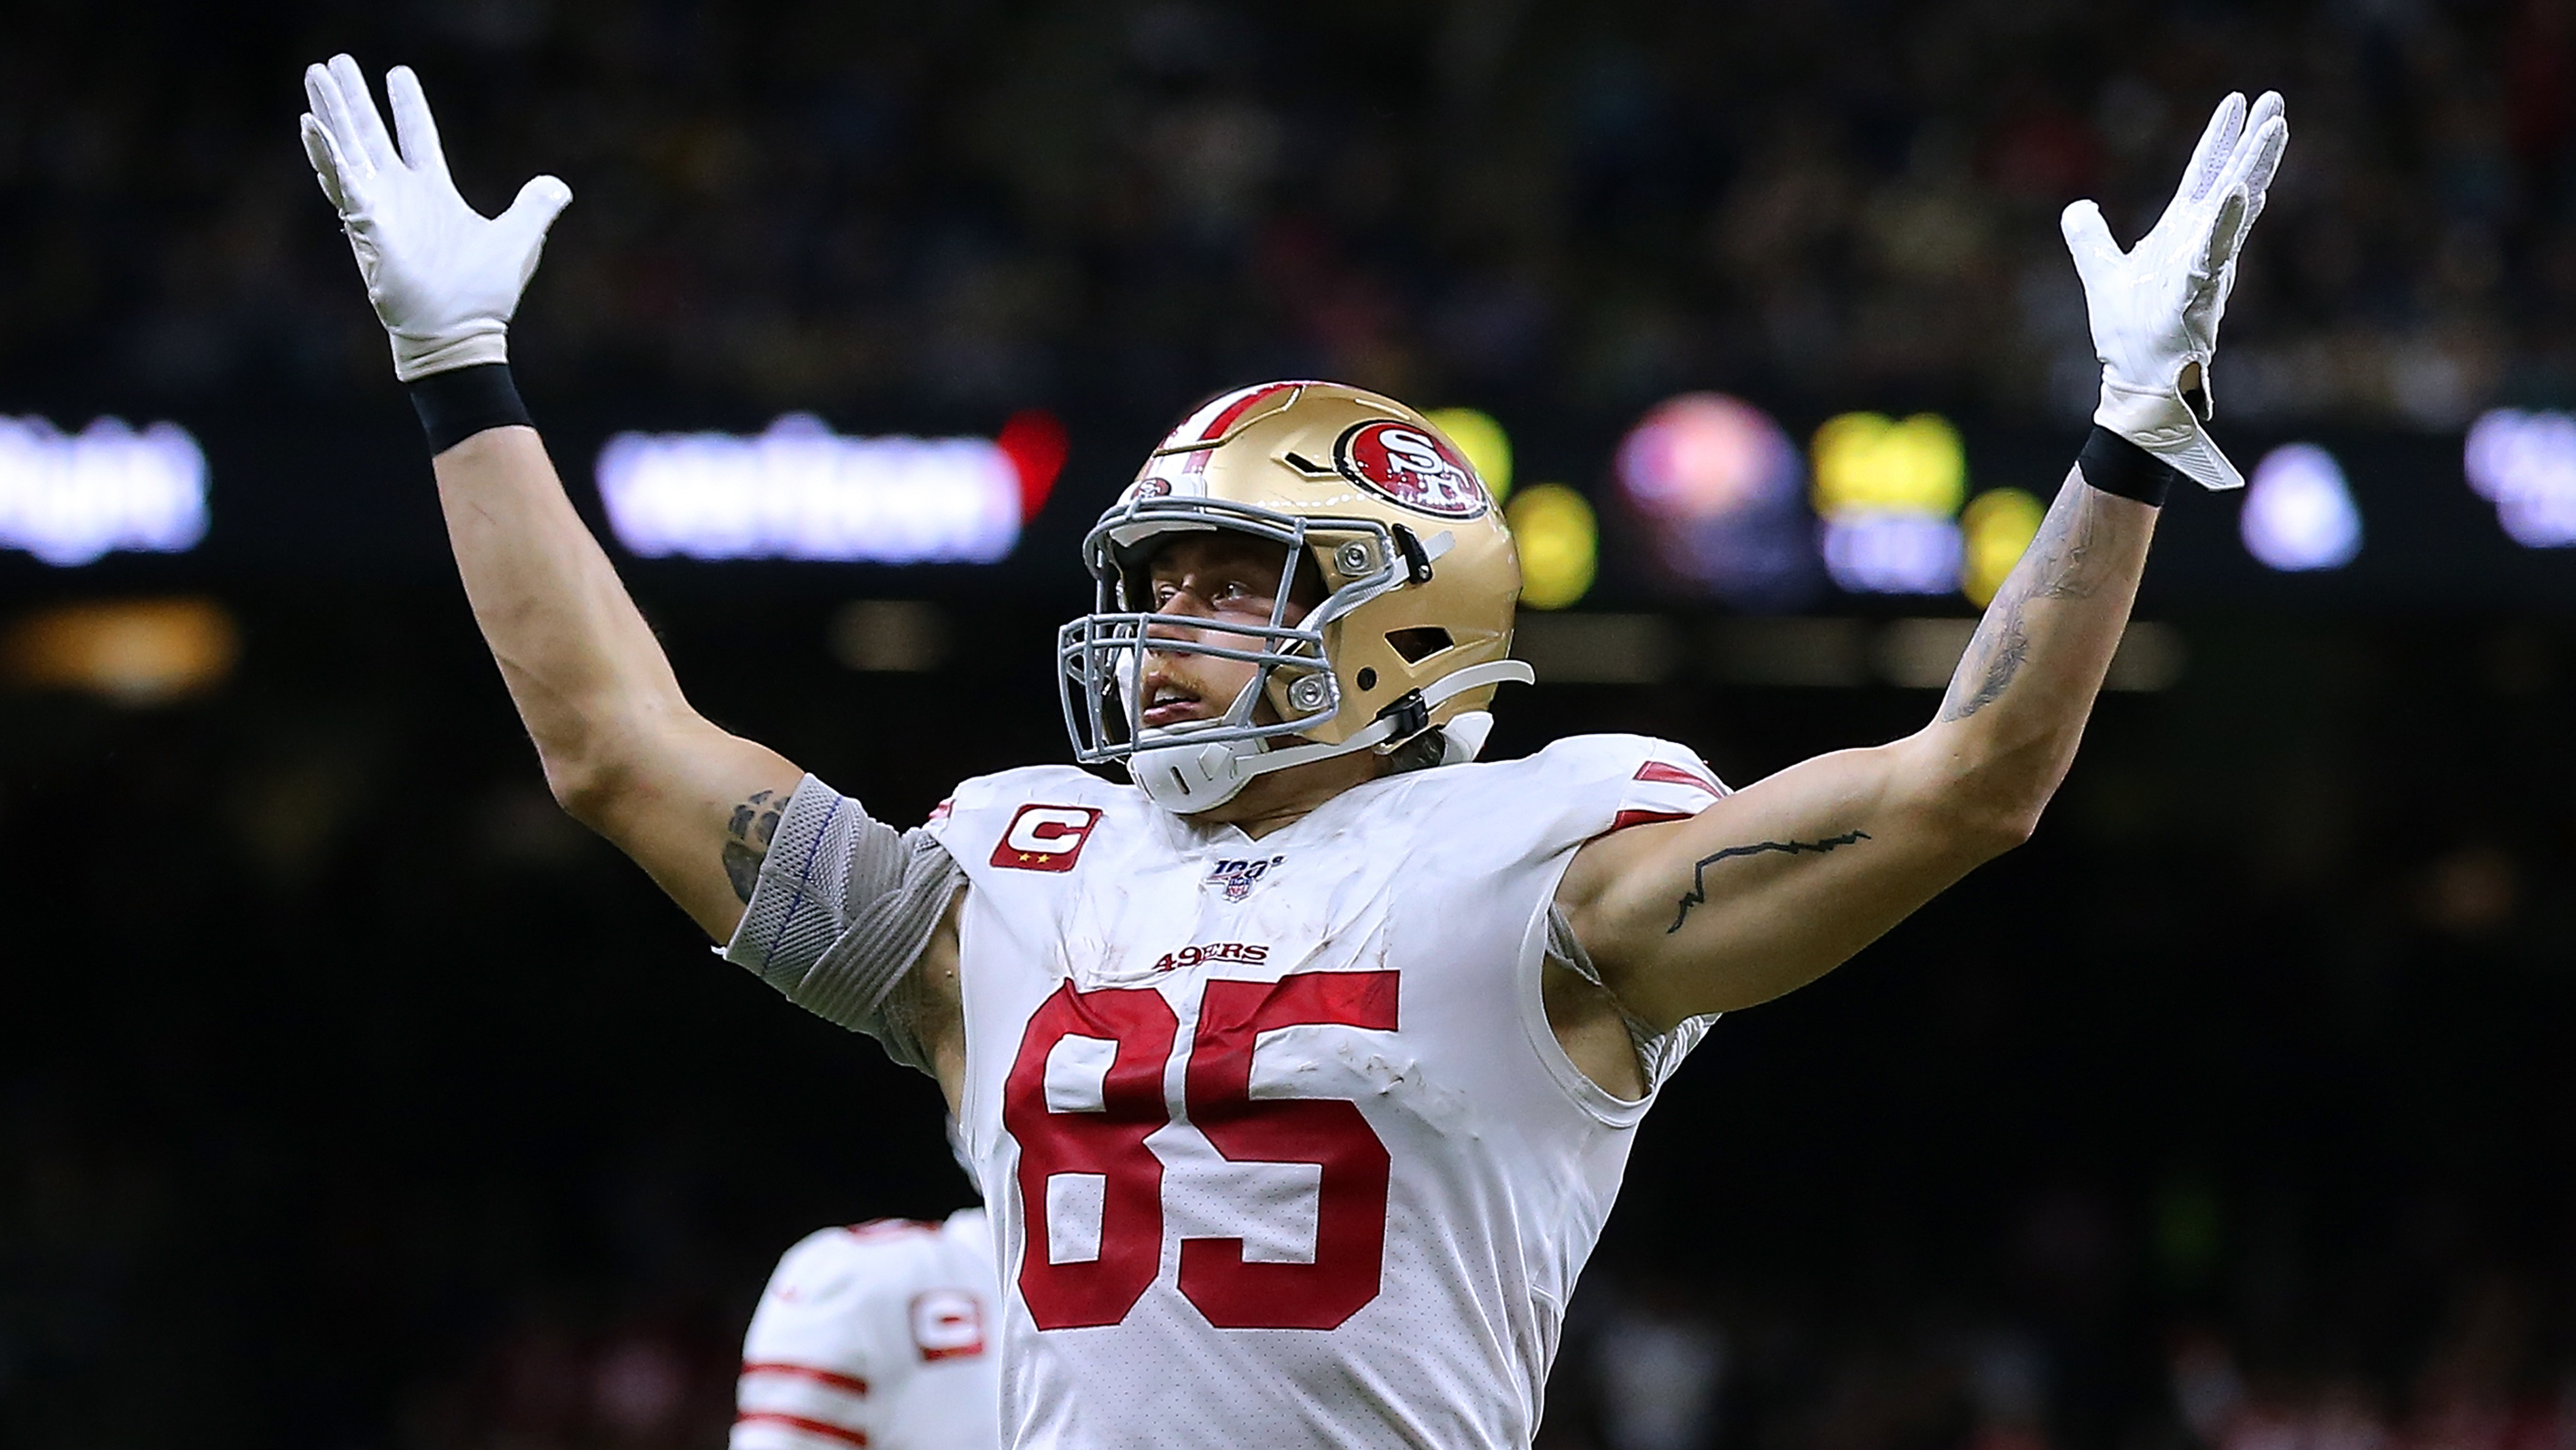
<box><xmin>918</xmin><ymin>734</ymin><xmax>1726</xmax><ymax>1449</ymax></box>
<box><xmin>733</xmin><ymin>1209</ymin><xmax>1001</xmax><ymax>1450</ymax></box>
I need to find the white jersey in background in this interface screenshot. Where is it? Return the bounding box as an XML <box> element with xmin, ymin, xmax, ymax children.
<box><xmin>918</xmin><ymin>734</ymin><xmax>1724</xmax><ymax>1450</ymax></box>
<box><xmin>733</xmin><ymin>1209</ymin><xmax>1000</xmax><ymax>1450</ymax></box>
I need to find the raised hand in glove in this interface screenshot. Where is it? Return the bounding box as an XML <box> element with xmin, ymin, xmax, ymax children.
<box><xmin>300</xmin><ymin>54</ymin><xmax>571</xmax><ymax>381</ymax></box>
<box><xmin>2061</xmin><ymin>91</ymin><xmax>2289</xmax><ymax>492</ymax></box>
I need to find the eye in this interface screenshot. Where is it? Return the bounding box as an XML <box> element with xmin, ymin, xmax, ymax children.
<box><xmin>1149</xmin><ymin>579</ymin><xmax>1181</xmax><ymax>608</ymax></box>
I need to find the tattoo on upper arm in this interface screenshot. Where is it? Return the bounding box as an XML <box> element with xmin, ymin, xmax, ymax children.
<box><xmin>723</xmin><ymin>788</ymin><xmax>783</xmax><ymax>904</ymax></box>
<box><xmin>1937</xmin><ymin>481</ymin><xmax>2116</xmax><ymax>722</ymax></box>
<box><xmin>1667</xmin><ymin>830</ymin><xmax>1872</xmax><ymax>933</ymax></box>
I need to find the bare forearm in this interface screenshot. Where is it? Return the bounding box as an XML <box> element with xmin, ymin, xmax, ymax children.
<box><xmin>433</xmin><ymin>425</ymin><xmax>802</xmax><ymax>937</ymax></box>
<box><xmin>1924</xmin><ymin>466</ymin><xmax>2157</xmax><ymax>828</ymax></box>
<box><xmin>432</xmin><ymin>425</ymin><xmax>691</xmax><ymax>798</ymax></box>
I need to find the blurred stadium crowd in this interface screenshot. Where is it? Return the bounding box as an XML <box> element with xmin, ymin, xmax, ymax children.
<box><xmin>7</xmin><ymin>3</ymin><xmax>2576</xmax><ymax>1450</ymax></box>
<box><xmin>2</xmin><ymin>0</ymin><xmax>2572</xmax><ymax>429</ymax></box>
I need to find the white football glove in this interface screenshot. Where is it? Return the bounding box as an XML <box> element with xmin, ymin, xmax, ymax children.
<box><xmin>299</xmin><ymin>55</ymin><xmax>572</xmax><ymax>382</ymax></box>
<box><xmin>2061</xmin><ymin>90</ymin><xmax>2289</xmax><ymax>491</ymax></box>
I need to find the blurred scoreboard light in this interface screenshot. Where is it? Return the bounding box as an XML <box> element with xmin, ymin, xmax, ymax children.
<box><xmin>1613</xmin><ymin>393</ymin><xmax>1817</xmax><ymax>607</ymax></box>
<box><xmin>3</xmin><ymin>597</ymin><xmax>238</xmax><ymax>703</ymax></box>
<box><xmin>1960</xmin><ymin>488</ymin><xmax>2046</xmax><ymax>605</ymax></box>
<box><xmin>0</xmin><ymin>417</ymin><xmax>209</xmax><ymax>566</ymax></box>
<box><xmin>2240</xmin><ymin>443</ymin><xmax>2361</xmax><ymax>571</ymax></box>
<box><xmin>597</xmin><ymin>411</ymin><xmax>1067</xmax><ymax>564</ymax></box>
<box><xmin>2463</xmin><ymin>407</ymin><xmax>2576</xmax><ymax>546</ymax></box>
<box><xmin>1811</xmin><ymin>412</ymin><xmax>1966</xmax><ymax>595</ymax></box>
<box><xmin>1505</xmin><ymin>483</ymin><xmax>1597</xmax><ymax>609</ymax></box>
<box><xmin>1820</xmin><ymin>514</ymin><xmax>1957</xmax><ymax>596</ymax></box>
<box><xmin>1425</xmin><ymin>407</ymin><xmax>1512</xmax><ymax>503</ymax></box>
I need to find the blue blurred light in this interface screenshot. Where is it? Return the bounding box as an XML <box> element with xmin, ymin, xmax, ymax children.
<box><xmin>0</xmin><ymin>417</ymin><xmax>208</xmax><ymax>567</ymax></box>
<box><xmin>2240</xmin><ymin>443</ymin><xmax>2361</xmax><ymax>571</ymax></box>
<box><xmin>1819</xmin><ymin>513</ymin><xmax>1963</xmax><ymax>595</ymax></box>
<box><xmin>2464</xmin><ymin>408</ymin><xmax>2576</xmax><ymax>547</ymax></box>
<box><xmin>597</xmin><ymin>414</ymin><xmax>1025</xmax><ymax>564</ymax></box>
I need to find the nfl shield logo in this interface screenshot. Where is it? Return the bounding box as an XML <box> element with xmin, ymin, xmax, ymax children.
<box><xmin>1206</xmin><ymin>855</ymin><xmax>1283</xmax><ymax>902</ymax></box>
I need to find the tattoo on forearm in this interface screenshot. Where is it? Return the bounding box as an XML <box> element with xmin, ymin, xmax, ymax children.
<box><xmin>1948</xmin><ymin>606</ymin><xmax>2030</xmax><ymax>719</ymax></box>
<box><xmin>723</xmin><ymin>788</ymin><xmax>783</xmax><ymax>904</ymax></box>
<box><xmin>1667</xmin><ymin>830</ymin><xmax>1872</xmax><ymax>933</ymax></box>
<box><xmin>1937</xmin><ymin>482</ymin><xmax>2117</xmax><ymax>722</ymax></box>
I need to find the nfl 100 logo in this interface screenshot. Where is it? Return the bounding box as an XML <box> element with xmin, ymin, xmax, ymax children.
<box><xmin>1206</xmin><ymin>855</ymin><xmax>1284</xmax><ymax>902</ymax></box>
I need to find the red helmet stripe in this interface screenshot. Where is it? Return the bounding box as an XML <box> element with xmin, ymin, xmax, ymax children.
<box><xmin>1168</xmin><ymin>381</ymin><xmax>1307</xmax><ymax>448</ymax></box>
<box><xmin>1183</xmin><ymin>383</ymin><xmax>1300</xmax><ymax>475</ymax></box>
<box><xmin>1189</xmin><ymin>382</ymin><xmax>1302</xmax><ymax>443</ymax></box>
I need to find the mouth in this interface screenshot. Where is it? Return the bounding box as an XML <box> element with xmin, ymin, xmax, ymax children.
<box><xmin>1139</xmin><ymin>680</ymin><xmax>1213</xmax><ymax>730</ymax></box>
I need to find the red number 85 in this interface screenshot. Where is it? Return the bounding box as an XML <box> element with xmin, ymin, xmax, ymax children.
<box><xmin>1000</xmin><ymin>972</ymin><xmax>1399</xmax><ymax>1332</ymax></box>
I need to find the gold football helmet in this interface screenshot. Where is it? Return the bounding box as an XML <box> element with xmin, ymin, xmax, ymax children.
<box><xmin>1058</xmin><ymin>381</ymin><xmax>1535</xmax><ymax>812</ymax></box>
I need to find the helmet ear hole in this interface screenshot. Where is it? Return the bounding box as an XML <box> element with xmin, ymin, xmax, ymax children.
<box><xmin>1386</xmin><ymin>626</ymin><xmax>1453</xmax><ymax>663</ymax></box>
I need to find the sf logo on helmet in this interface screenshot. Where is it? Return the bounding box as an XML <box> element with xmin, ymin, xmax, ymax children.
<box><xmin>1335</xmin><ymin>421</ymin><xmax>1489</xmax><ymax>519</ymax></box>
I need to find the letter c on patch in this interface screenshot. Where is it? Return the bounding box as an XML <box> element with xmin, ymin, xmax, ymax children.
<box><xmin>993</xmin><ymin>804</ymin><xmax>1102</xmax><ymax>872</ymax></box>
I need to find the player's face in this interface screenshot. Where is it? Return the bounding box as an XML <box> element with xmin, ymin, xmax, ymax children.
<box><xmin>1137</xmin><ymin>533</ymin><xmax>1322</xmax><ymax>732</ymax></box>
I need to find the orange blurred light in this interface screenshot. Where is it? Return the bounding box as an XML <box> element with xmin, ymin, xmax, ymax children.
<box><xmin>4</xmin><ymin>597</ymin><xmax>240</xmax><ymax>703</ymax></box>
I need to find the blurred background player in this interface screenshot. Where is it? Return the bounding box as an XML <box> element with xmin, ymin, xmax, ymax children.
<box><xmin>733</xmin><ymin>1207</ymin><xmax>998</xmax><ymax>1450</ymax></box>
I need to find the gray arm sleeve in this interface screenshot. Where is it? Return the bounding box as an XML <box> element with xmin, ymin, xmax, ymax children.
<box><xmin>1546</xmin><ymin>902</ymin><xmax>1718</xmax><ymax>1094</ymax></box>
<box><xmin>722</xmin><ymin>774</ymin><xmax>966</xmax><ymax>1075</ymax></box>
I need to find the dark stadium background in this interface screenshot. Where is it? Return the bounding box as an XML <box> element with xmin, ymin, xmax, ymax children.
<box><xmin>8</xmin><ymin>2</ymin><xmax>2576</xmax><ymax>1448</ymax></box>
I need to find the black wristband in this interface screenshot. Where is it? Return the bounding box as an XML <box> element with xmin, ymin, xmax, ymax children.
<box><xmin>2076</xmin><ymin>424</ymin><xmax>2177</xmax><ymax>508</ymax></box>
<box><xmin>408</xmin><ymin>363</ymin><xmax>534</xmax><ymax>454</ymax></box>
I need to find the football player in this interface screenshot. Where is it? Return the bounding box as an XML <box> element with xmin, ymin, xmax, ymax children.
<box><xmin>734</xmin><ymin>1209</ymin><xmax>999</xmax><ymax>1450</ymax></box>
<box><xmin>298</xmin><ymin>56</ymin><xmax>2284</xmax><ymax>1450</ymax></box>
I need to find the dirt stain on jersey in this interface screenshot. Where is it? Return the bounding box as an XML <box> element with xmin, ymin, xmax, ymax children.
<box><xmin>1323</xmin><ymin>1036</ymin><xmax>1474</xmax><ymax>1134</ymax></box>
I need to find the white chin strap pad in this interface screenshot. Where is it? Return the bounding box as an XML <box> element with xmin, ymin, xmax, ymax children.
<box><xmin>1125</xmin><ymin>662</ymin><xmax>1533</xmax><ymax>815</ymax></box>
<box><xmin>1127</xmin><ymin>736</ymin><xmax>1259</xmax><ymax>814</ymax></box>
